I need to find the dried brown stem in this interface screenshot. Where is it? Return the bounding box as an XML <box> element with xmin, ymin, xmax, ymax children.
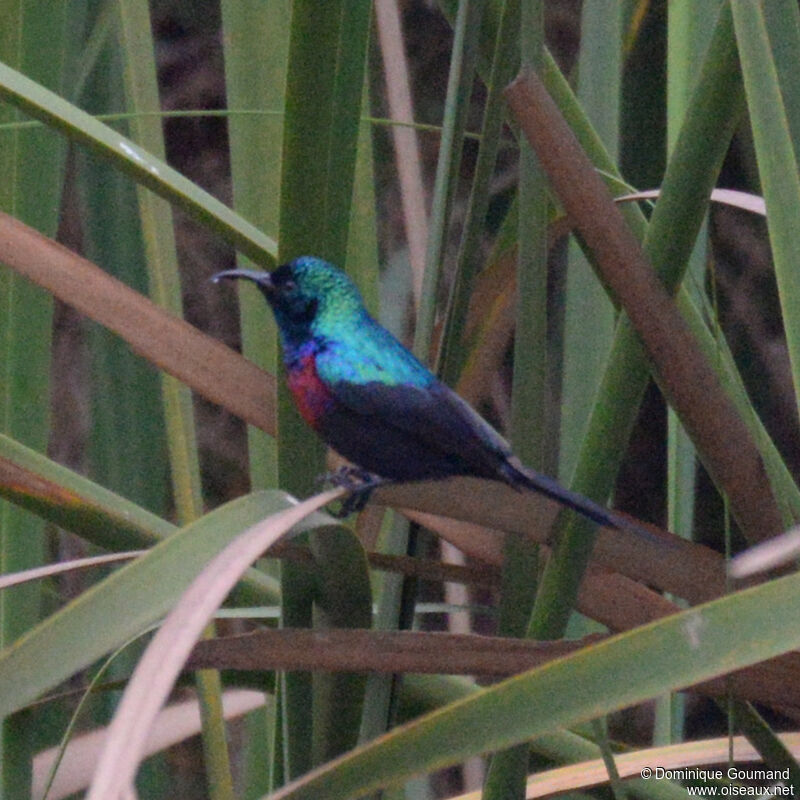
<box><xmin>0</xmin><ymin>210</ymin><xmax>276</xmax><ymax>433</ymax></box>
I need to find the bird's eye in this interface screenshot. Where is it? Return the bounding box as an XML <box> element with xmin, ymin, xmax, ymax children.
<box><xmin>282</xmin><ymin>279</ymin><xmax>297</xmax><ymax>292</ymax></box>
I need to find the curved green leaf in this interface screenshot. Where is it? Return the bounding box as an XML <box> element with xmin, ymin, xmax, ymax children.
<box><xmin>732</xmin><ymin>0</ymin><xmax>800</xmax><ymax>416</ymax></box>
<box><xmin>0</xmin><ymin>491</ymin><xmax>308</xmax><ymax>719</ymax></box>
<box><xmin>0</xmin><ymin>58</ymin><xmax>277</xmax><ymax>266</ymax></box>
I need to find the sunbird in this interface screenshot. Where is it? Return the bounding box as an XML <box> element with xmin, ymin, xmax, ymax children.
<box><xmin>214</xmin><ymin>256</ymin><xmax>630</xmax><ymax>529</ymax></box>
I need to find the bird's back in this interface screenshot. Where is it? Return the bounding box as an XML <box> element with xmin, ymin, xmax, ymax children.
<box><xmin>312</xmin><ymin>314</ymin><xmax>517</xmax><ymax>483</ymax></box>
<box><xmin>314</xmin><ymin>312</ymin><xmax>435</xmax><ymax>389</ymax></box>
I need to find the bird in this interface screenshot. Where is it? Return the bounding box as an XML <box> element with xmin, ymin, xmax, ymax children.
<box><xmin>213</xmin><ymin>255</ymin><xmax>633</xmax><ymax>531</ymax></box>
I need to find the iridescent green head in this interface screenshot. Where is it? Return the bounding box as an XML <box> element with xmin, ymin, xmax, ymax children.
<box><xmin>213</xmin><ymin>256</ymin><xmax>367</xmax><ymax>350</ymax></box>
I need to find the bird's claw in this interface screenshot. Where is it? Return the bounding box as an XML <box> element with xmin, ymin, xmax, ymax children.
<box><xmin>319</xmin><ymin>465</ymin><xmax>377</xmax><ymax>490</ymax></box>
<box><xmin>318</xmin><ymin>466</ymin><xmax>387</xmax><ymax>518</ymax></box>
<box><xmin>325</xmin><ymin>489</ymin><xmax>372</xmax><ymax>518</ymax></box>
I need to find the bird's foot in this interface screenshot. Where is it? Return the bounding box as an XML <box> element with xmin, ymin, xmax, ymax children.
<box><xmin>318</xmin><ymin>466</ymin><xmax>388</xmax><ymax>518</ymax></box>
<box><xmin>317</xmin><ymin>465</ymin><xmax>376</xmax><ymax>490</ymax></box>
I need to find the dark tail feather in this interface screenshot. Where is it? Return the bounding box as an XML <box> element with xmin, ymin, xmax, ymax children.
<box><xmin>502</xmin><ymin>461</ymin><xmax>623</xmax><ymax>528</ymax></box>
<box><xmin>500</xmin><ymin>461</ymin><xmax>662</xmax><ymax>545</ymax></box>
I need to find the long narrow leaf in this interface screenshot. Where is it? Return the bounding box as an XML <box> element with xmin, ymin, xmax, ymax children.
<box><xmin>731</xmin><ymin>0</ymin><xmax>800</xmax><ymax>418</ymax></box>
<box><xmin>0</xmin><ymin>5</ymin><xmax>72</xmax><ymax>791</ymax></box>
<box><xmin>0</xmin><ymin>58</ymin><xmax>277</xmax><ymax>265</ymax></box>
<box><xmin>115</xmin><ymin>4</ymin><xmax>232</xmax><ymax>792</ymax></box>
<box><xmin>559</xmin><ymin>0</ymin><xmax>621</xmax><ymax>481</ymax></box>
<box><xmin>221</xmin><ymin>0</ymin><xmax>289</xmax><ymax>490</ymax></box>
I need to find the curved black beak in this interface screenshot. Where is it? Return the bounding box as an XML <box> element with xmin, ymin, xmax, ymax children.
<box><xmin>211</xmin><ymin>269</ymin><xmax>274</xmax><ymax>289</ymax></box>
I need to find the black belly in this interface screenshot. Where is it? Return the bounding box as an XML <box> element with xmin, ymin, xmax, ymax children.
<box><xmin>316</xmin><ymin>404</ymin><xmax>485</xmax><ymax>482</ymax></box>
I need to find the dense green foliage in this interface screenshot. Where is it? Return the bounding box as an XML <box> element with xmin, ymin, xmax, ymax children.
<box><xmin>0</xmin><ymin>2</ymin><xmax>799</xmax><ymax>798</ymax></box>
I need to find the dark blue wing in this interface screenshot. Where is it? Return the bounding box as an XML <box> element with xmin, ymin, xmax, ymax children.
<box><xmin>325</xmin><ymin>375</ymin><xmax>515</xmax><ymax>481</ymax></box>
<box><xmin>311</xmin><ymin>317</ymin><xmax>512</xmax><ymax>479</ymax></box>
